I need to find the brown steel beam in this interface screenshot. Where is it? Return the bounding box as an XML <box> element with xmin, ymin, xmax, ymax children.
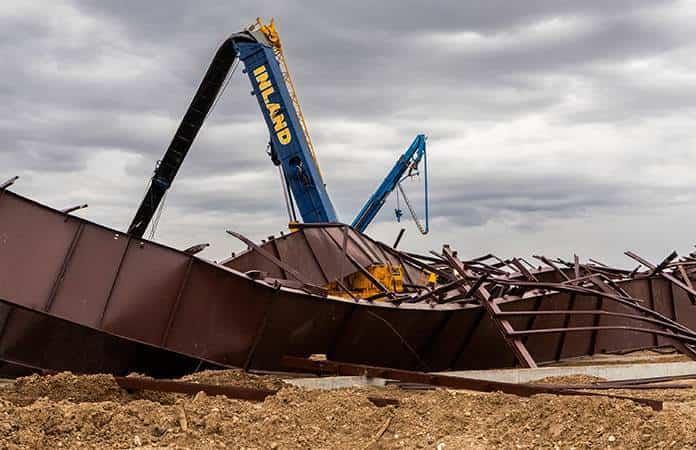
<box><xmin>538</xmin><ymin>382</ymin><xmax>689</xmax><ymax>390</ymax></box>
<box><xmin>406</xmin><ymin>279</ymin><xmax>470</xmax><ymax>304</ymax></box>
<box><xmin>510</xmin><ymin>258</ymin><xmax>538</xmax><ymax>281</ymax></box>
<box><xmin>508</xmin><ymin>325</ymin><xmax>696</xmax><ymax>344</ymax></box>
<box><xmin>676</xmin><ymin>264</ymin><xmax>696</xmax><ymax>305</ymax></box>
<box><xmin>574</xmin><ymin>254</ymin><xmax>581</xmax><ymax>279</ymax></box>
<box><xmin>115</xmin><ymin>376</ymin><xmax>276</xmax><ymax>401</ymax></box>
<box><xmin>533</xmin><ymin>255</ymin><xmax>571</xmax><ymax>281</ymax></box>
<box><xmin>114</xmin><ymin>375</ymin><xmax>398</xmax><ymax>407</ymax></box>
<box><xmin>496</xmin><ymin>309</ymin><xmax>688</xmax><ymax>332</ymax></box>
<box><xmin>589</xmin><ymin>258</ymin><xmax>610</xmax><ymax>268</ymax></box>
<box><xmin>300</xmin><ymin>229</ymin><xmax>331</xmax><ymax>285</ymax></box>
<box><xmin>649</xmin><ymin>251</ymin><xmax>679</xmax><ymax>276</ymax></box>
<box><xmin>459</xmin><ymin>274</ymin><xmax>489</xmax><ymax>302</ymax></box>
<box><xmin>382</xmin><ymin>248</ymin><xmax>454</xmax><ymax>282</ymax></box>
<box><xmin>227</xmin><ymin>230</ymin><xmax>326</xmax><ymax>296</ymax></box>
<box><xmin>288</xmin><ymin>222</ymin><xmax>348</xmax><ymax>229</ymax></box>
<box><xmin>402</xmin><ymin>251</ymin><xmax>445</xmax><ymax>264</ymax></box>
<box><xmin>44</xmin><ymin>223</ymin><xmax>85</xmax><ymax>312</ymax></box>
<box><xmin>98</xmin><ymin>235</ymin><xmax>132</xmax><ymax>327</ymax></box>
<box><xmin>227</xmin><ymin>230</ymin><xmax>311</xmax><ymax>284</ymax></box>
<box><xmin>554</xmin><ymin>293</ymin><xmax>576</xmax><ymax>361</ymax></box>
<box><xmin>60</xmin><ymin>204</ymin><xmax>89</xmax><ymax>214</ymax></box>
<box><xmin>495</xmin><ymin>276</ymin><xmax>696</xmax><ymax>337</ymax></box>
<box><xmin>281</xmin><ymin>356</ymin><xmax>662</xmax><ymax>410</ymax></box>
<box><xmin>0</xmin><ymin>176</ymin><xmax>18</xmax><ymax>190</ymax></box>
<box><xmin>441</xmin><ymin>247</ymin><xmax>537</xmax><ymax>368</ymax></box>
<box><xmin>393</xmin><ymin>228</ymin><xmax>406</xmax><ymax>248</ymax></box>
<box><xmin>160</xmin><ymin>257</ymin><xmax>194</xmax><ymax>346</ymax></box>
<box><xmin>625</xmin><ymin>251</ymin><xmax>696</xmax><ymax>298</ymax></box>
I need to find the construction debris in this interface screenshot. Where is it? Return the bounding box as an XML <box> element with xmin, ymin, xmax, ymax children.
<box><xmin>3</xmin><ymin>189</ymin><xmax>696</xmax><ymax>377</ymax></box>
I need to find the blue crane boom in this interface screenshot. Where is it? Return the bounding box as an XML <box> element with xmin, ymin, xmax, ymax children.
<box><xmin>128</xmin><ymin>19</ymin><xmax>336</xmax><ymax>238</ymax></box>
<box><xmin>351</xmin><ymin>134</ymin><xmax>429</xmax><ymax>233</ymax></box>
<box><xmin>240</xmin><ymin>20</ymin><xmax>337</xmax><ymax>224</ymax></box>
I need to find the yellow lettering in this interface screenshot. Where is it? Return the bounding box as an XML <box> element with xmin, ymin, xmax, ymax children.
<box><xmin>255</xmin><ymin>72</ymin><xmax>272</xmax><ymax>91</ymax></box>
<box><xmin>267</xmin><ymin>103</ymin><xmax>281</xmax><ymax>116</ymax></box>
<box><xmin>252</xmin><ymin>64</ymin><xmax>291</xmax><ymax>146</ymax></box>
<box><xmin>272</xmin><ymin>112</ymin><xmax>287</xmax><ymax>131</ymax></box>
<box><xmin>261</xmin><ymin>87</ymin><xmax>275</xmax><ymax>103</ymax></box>
<box><xmin>277</xmin><ymin>128</ymin><xmax>292</xmax><ymax>145</ymax></box>
<box><xmin>255</xmin><ymin>71</ymin><xmax>268</xmax><ymax>82</ymax></box>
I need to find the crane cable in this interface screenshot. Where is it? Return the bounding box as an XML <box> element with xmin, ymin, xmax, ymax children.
<box><xmin>397</xmin><ymin>183</ymin><xmax>427</xmax><ymax>235</ymax></box>
<box><xmin>148</xmin><ymin>191</ymin><xmax>167</xmax><ymax>240</ymax></box>
<box><xmin>394</xmin><ymin>146</ymin><xmax>430</xmax><ymax>235</ymax></box>
<box><xmin>207</xmin><ymin>58</ymin><xmax>239</xmax><ymax>120</ymax></box>
<box><xmin>274</xmin><ymin>145</ymin><xmax>298</xmax><ymax>223</ymax></box>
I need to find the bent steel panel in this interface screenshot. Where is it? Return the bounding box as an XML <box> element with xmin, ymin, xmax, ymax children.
<box><xmin>2</xmin><ymin>190</ymin><xmax>696</xmax><ymax>375</ymax></box>
<box><xmin>0</xmin><ymin>298</ymin><xmax>225</xmax><ymax>378</ymax></box>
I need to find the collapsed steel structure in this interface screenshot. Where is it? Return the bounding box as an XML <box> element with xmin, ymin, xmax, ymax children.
<box><xmin>2</xmin><ymin>185</ymin><xmax>696</xmax><ymax>380</ymax></box>
<box><xmin>225</xmin><ymin>220</ymin><xmax>696</xmax><ymax>369</ymax></box>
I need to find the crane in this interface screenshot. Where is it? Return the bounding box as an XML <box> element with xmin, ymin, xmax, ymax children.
<box><xmin>351</xmin><ymin>134</ymin><xmax>429</xmax><ymax>234</ymax></box>
<box><xmin>127</xmin><ymin>18</ymin><xmax>430</xmax><ymax>241</ymax></box>
<box><xmin>128</xmin><ymin>18</ymin><xmax>337</xmax><ymax>238</ymax></box>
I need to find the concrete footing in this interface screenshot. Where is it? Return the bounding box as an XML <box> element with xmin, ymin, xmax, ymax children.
<box><xmin>437</xmin><ymin>361</ymin><xmax>696</xmax><ymax>384</ymax></box>
<box><xmin>284</xmin><ymin>361</ymin><xmax>696</xmax><ymax>389</ymax></box>
<box><xmin>285</xmin><ymin>376</ymin><xmax>387</xmax><ymax>390</ymax></box>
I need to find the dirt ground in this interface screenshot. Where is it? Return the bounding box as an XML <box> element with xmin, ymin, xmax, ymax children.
<box><xmin>1</xmin><ymin>369</ymin><xmax>696</xmax><ymax>449</ymax></box>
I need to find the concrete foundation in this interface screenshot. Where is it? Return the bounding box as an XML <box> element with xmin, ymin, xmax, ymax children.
<box><xmin>284</xmin><ymin>361</ymin><xmax>696</xmax><ymax>389</ymax></box>
<box><xmin>437</xmin><ymin>361</ymin><xmax>696</xmax><ymax>384</ymax></box>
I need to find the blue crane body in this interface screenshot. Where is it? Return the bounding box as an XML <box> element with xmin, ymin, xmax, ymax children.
<box><xmin>351</xmin><ymin>134</ymin><xmax>429</xmax><ymax>233</ymax></box>
<box><xmin>236</xmin><ymin>40</ymin><xmax>337</xmax><ymax>224</ymax></box>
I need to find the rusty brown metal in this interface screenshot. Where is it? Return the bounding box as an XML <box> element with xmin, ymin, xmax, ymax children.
<box><xmin>0</xmin><ymin>297</ymin><xmax>227</xmax><ymax>378</ymax></box>
<box><xmin>440</xmin><ymin>246</ymin><xmax>538</xmax><ymax>368</ymax></box>
<box><xmin>115</xmin><ymin>376</ymin><xmax>399</xmax><ymax>406</ymax></box>
<box><xmin>3</xmin><ymin>189</ymin><xmax>696</xmax><ymax>378</ymax></box>
<box><xmin>115</xmin><ymin>376</ymin><xmax>277</xmax><ymax>401</ymax></box>
<box><xmin>0</xmin><ymin>176</ymin><xmax>18</xmax><ymax>190</ymax></box>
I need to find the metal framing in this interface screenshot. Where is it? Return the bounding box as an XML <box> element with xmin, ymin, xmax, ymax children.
<box><xmin>3</xmin><ymin>189</ymin><xmax>696</xmax><ymax>376</ymax></box>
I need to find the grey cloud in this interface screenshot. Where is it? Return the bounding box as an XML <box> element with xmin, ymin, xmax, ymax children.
<box><xmin>3</xmin><ymin>0</ymin><xmax>696</xmax><ymax>262</ymax></box>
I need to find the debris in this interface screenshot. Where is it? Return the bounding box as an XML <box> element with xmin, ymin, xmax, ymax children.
<box><xmin>364</xmin><ymin>416</ymin><xmax>393</xmax><ymax>449</ymax></box>
<box><xmin>177</xmin><ymin>404</ymin><xmax>188</xmax><ymax>431</ymax></box>
<box><xmin>3</xmin><ymin>190</ymin><xmax>696</xmax><ymax>377</ymax></box>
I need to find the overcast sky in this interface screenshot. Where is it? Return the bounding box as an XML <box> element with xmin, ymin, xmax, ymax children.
<box><xmin>3</xmin><ymin>0</ymin><xmax>696</xmax><ymax>266</ymax></box>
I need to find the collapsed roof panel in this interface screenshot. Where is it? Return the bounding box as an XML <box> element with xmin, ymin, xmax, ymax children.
<box><xmin>1</xmin><ymin>189</ymin><xmax>696</xmax><ymax>377</ymax></box>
